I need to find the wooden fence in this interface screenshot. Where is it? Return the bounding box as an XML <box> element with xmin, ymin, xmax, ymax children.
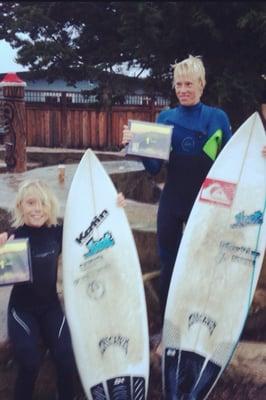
<box><xmin>24</xmin><ymin>90</ymin><xmax>170</xmax><ymax>149</ymax></box>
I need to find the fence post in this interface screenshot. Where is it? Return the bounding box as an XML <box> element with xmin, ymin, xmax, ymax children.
<box><xmin>148</xmin><ymin>96</ymin><xmax>156</xmax><ymax>122</ymax></box>
<box><xmin>0</xmin><ymin>73</ymin><xmax>27</xmax><ymax>172</ymax></box>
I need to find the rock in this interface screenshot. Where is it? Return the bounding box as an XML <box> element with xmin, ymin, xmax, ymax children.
<box><xmin>228</xmin><ymin>341</ymin><xmax>266</xmax><ymax>384</ymax></box>
<box><xmin>0</xmin><ymin>287</ymin><xmax>11</xmax><ymax>345</ymax></box>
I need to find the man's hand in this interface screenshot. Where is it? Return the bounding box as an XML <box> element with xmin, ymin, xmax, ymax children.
<box><xmin>122</xmin><ymin>125</ymin><xmax>133</xmax><ymax>146</ymax></box>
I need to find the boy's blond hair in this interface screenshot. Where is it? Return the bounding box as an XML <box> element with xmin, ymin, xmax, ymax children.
<box><xmin>12</xmin><ymin>179</ymin><xmax>59</xmax><ymax>228</ymax></box>
<box><xmin>172</xmin><ymin>55</ymin><xmax>206</xmax><ymax>89</ymax></box>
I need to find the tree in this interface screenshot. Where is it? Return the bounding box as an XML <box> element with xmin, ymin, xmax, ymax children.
<box><xmin>0</xmin><ymin>2</ymin><xmax>265</xmax><ymax>128</ymax></box>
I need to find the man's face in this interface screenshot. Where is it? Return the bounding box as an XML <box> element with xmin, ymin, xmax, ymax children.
<box><xmin>174</xmin><ymin>74</ymin><xmax>203</xmax><ymax>106</ymax></box>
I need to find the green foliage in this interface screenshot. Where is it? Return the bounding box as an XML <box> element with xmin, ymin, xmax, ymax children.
<box><xmin>0</xmin><ymin>1</ymin><xmax>265</xmax><ymax>128</ymax></box>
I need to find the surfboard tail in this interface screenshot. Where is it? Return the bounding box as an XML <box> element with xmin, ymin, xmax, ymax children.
<box><xmin>164</xmin><ymin>348</ymin><xmax>222</xmax><ymax>400</ymax></box>
<box><xmin>90</xmin><ymin>376</ymin><xmax>146</xmax><ymax>400</ymax></box>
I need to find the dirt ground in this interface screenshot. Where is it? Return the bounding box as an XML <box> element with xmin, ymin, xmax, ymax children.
<box><xmin>1</xmin><ymin>341</ymin><xmax>266</xmax><ymax>400</ymax></box>
<box><xmin>148</xmin><ymin>363</ymin><xmax>266</xmax><ymax>400</ymax></box>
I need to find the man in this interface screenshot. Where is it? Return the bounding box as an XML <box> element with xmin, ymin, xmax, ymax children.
<box><xmin>123</xmin><ymin>55</ymin><xmax>232</xmax><ymax>325</ymax></box>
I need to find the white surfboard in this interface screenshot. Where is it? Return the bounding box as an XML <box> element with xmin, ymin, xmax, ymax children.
<box><xmin>62</xmin><ymin>149</ymin><xmax>149</xmax><ymax>400</ymax></box>
<box><xmin>162</xmin><ymin>112</ymin><xmax>266</xmax><ymax>399</ymax></box>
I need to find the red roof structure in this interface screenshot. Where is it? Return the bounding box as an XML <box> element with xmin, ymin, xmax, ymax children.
<box><xmin>0</xmin><ymin>72</ymin><xmax>26</xmax><ymax>87</ymax></box>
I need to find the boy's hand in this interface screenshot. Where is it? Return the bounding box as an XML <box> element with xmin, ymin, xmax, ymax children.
<box><xmin>117</xmin><ymin>192</ymin><xmax>126</xmax><ymax>208</ymax></box>
<box><xmin>0</xmin><ymin>232</ymin><xmax>14</xmax><ymax>246</ymax></box>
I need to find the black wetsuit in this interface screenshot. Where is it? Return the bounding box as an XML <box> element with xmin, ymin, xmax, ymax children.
<box><xmin>8</xmin><ymin>224</ymin><xmax>75</xmax><ymax>400</ymax></box>
<box><xmin>142</xmin><ymin>102</ymin><xmax>232</xmax><ymax>318</ymax></box>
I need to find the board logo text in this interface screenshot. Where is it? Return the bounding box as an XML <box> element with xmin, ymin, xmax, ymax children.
<box><xmin>75</xmin><ymin>210</ymin><xmax>109</xmax><ymax>245</ymax></box>
<box><xmin>231</xmin><ymin>210</ymin><xmax>263</xmax><ymax>228</ymax></box>
<box><xmin>99</xmin><ymin>335</ymin><xmax>129</xmax><ymax>355</ymax></box>
<box><xmin>188</xmin><ymin>312</ymin><xmax>217</xmax><ymax>335</ymax></box>
<box><xmin>84</xmin><ymin>232</ymin><xmax>114</xmax><ymax>257</ymax></box>
<box><xmin>216</xmin><ymin>240</ymin><xmax>260</xmax><ymax>267</ymax></box>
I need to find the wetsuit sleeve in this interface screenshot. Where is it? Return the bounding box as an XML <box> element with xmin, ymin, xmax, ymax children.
<box><xmin>220</xmin><ymin>111</ymin><xmax>232</xmax><ymax>148</ymax></box>
<box><xmin>7</xmin><ymin>228</ymin><xmax>16</xmax><ymax>238</ymax></box>
<box><xmin>142</xmin><ymin>157</ymin><xmax>163</xmax><ymax>175</ymax></box>
<box><xmin>203</xmin><ymin>108</ymin><xmax>233</xmax><ymax>161</ymax></box>
<box><xmin>55</xmin><ymin>225</ymin><xmax>63</xmax><ymax>254</ymax></box>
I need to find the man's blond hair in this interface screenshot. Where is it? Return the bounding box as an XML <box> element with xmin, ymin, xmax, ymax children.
<box><xmin>172</xmin><ymin>55</ymin><xmax>206</xmax><ymax>89</ymax></box>
<box><xmin>12</xmin><ymin>179</ymin><xmax>59</xmax><ymax>228</ymax></box>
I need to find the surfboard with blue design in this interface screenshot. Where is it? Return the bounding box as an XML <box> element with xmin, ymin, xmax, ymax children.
<box><xmin>62</xmin><ymin>149</ymin><xmax>149</xmax><ymax>399</ymax></box>
<box><xmin>162</xmin><ymin>112</ymin><xmax>266</xmax><ymax>399</ymax></box>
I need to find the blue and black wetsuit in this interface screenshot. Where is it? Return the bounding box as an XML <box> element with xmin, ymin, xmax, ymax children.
<box><xmin>142</xmin><ymin>102</ymin><xmax>232</xmax><ymax>319</ymax></box>
<box><xmin>8</xmin><ymin>224</ymin><xmax>75</xmax><ymax>400</ymax></box>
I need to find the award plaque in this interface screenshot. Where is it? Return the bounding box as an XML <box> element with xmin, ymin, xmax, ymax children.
<box><xmin>0</xmin><ymin>238</ymin><xmax>32</xmax><ymax>286</ymax></box>
<box><xmin>126</xmin><ymin>120</ymin><xmax>173</xmax><ymax>160</ymax></box>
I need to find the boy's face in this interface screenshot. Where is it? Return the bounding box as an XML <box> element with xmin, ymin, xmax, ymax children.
<box><xmin>20</xmin><ymin>194</ymin><xmax>48</xmax><ymax>227</ymax></box>
<box><xmin>174</xmin><ymin>74</ymin><xmax>203</xmax><ymax>106</ymax></box>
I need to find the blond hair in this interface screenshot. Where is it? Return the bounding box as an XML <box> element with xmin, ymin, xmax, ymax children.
<box><xmin>172</xmin><ymin>55</ymin><xmax>206</xmax><ymax>89</ymax></box>
<box><xmin>12</xmin><ymin>179</ymin><xmax>59</xmax><ymax>228</ymax></box>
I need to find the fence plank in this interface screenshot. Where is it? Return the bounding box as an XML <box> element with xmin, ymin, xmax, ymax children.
<box><xmin>25</xmin><ymin>101</ymin><xmax>167</xmax><ymax>149</ymax></box>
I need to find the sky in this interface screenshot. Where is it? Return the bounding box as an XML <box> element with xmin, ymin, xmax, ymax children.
<box><xmin>0</xmin><ymin>39</ymin><xmax>149</xmax><ymax>78</ymax></box>
<box><xmin>0</xmin><ymin>39</ymin><xmax>29</xmax><ymax>74</ymax></box>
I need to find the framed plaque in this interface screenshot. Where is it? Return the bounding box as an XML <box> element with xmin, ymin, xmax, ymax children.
<box><xmin>0</xmin><ymin>238</ymin><xmax>32</xmax><ymax>286</ymax></box>
<box><xmin>126</xmin><ymin>120</ymin><xmax>173</xmax><ymax>160</ymax></box>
